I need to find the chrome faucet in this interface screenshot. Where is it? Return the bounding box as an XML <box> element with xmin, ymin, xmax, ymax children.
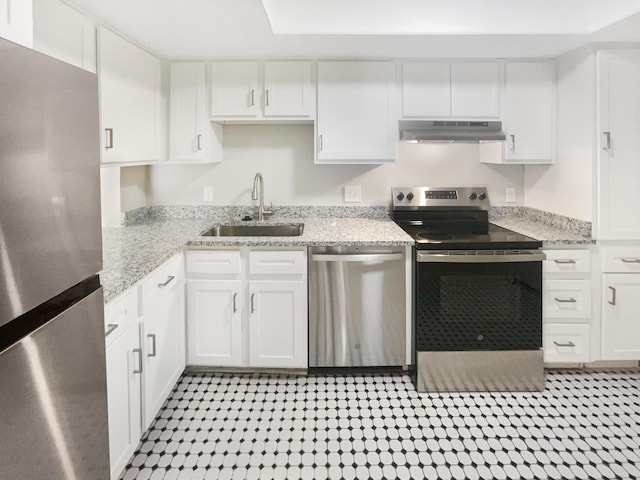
<box><xmin>251</xmin><ymin>172</ymin><xmax>272</xmax><ymax>222</ymax></box>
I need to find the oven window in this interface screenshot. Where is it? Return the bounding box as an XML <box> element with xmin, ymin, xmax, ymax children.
<box><xmin>415</xmin><ymin>261</ymin><xmax>542</xmax><ymax>351</ymax></box>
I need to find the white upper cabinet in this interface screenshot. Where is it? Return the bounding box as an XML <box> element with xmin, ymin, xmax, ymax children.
<box><xmin>0</xmin><ymin>0</ymin><xmax>32</xmax><ymax>47</ymax></box>
<box><xmin>597</xmin><ymin>50</ymin><xmax>640</xmax><ymax>240</ymax></box>
<box><xmin>33</xmin><ymin>0</ymin><xmax>96</xmax><ymax>72</ymax></box>
<box><xmin>98</xmin><ymin>27</ymin><xmax>161</xmax><ymax>165</ymax></box>
<box><xmin>502</xmin><ymin>62</ymin><xmax>554</xmax><ymax>163</ymax></box>
<box><xmin>317</xmin><ymin>61</ymin><xmax>397</xmax><ymax>163</ymax></box>
<box><xmin>169</xmin><ymin>62</ymin><xmax>223</xmax><ymax>163</ymax></box>
<box><xmin>210</xmin><ymin>60</ymin><xmax>313</xmax><ymax>120</ymax></box>
<box><xmin>401</xmin><ymin>61</ymin><xmax>500</xmax><ymax>119</ymax></box>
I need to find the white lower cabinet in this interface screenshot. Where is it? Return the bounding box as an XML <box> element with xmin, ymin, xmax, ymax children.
<box><xmin>105</xmin><ymin>254</ymin><xmax>186</xmax><ymax>480</ymax></box>
<box><xmin>542</xmin><ymin>248</ymin><xmax>592</xmax><ymax>364</ymax></box>
<box><xmin>186</xmin><ymin>248</ymin><xmax>308</xmax><ymax>369</ymax></box>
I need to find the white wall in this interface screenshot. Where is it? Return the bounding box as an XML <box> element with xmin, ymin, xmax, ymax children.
<box><xmin>524</xmin><ymin>47</ymin><xmax>595</xmax><ymax>221</ymax></box>
<box><xmin>148</xmin><ymin>124</ymin><xmax>524</xmax><ymax>207</ymax></box>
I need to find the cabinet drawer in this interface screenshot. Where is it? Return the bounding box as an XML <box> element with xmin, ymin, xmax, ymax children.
<box><xmin>543</xmin><ymin>323</ymin><xmax>590</xmax><ymax>363</ymax></box>
<box><xmin>140</xmin><ymin>254</ymin><xmax>184</xmax><ymax>314</ymax></box>
<box><xmin>186</xmin><ymin>250</ymin><xmax>241</xmax><ymax>275</ymax></box>
<box><xmin>543</xmin><ymin>280</ymin><xmax>591</xmax><ymax>319</ymax></box>
<box><xmin>603</xmin><ymin>247</ymin><xmax>640</xmax><ymax>273</ymax></box>
<box><xmin>543</xmin><ymin>249</ymin><xmax>591</xmax><ymax>274</ymax></box>
<box><xmin>104</xmin><ymin>288</ymin><xmax>138</xmax><ymax>345</ymax></box>
<box><xmin>249</xmin><ymin>250</ymin><xmax>306</xmax><ymax>275</ymax></box>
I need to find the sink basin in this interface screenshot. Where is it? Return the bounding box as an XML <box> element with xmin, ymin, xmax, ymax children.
<box><xmin>201</xmin><ymin>223</ymin><xmax>304</xmax><ymax>237</ymax></box>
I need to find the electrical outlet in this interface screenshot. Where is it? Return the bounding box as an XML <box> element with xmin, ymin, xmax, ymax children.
<box><xmin>344</xmin><ymin>186</ymin><xmax>362</xmax><ymax>203</ymax></box>
<box><xmin>506</xmin><ymin>187</ymin><xmax>516</xmax><ymax>203</ymax></box>
<box><xmin>203</xmin><ymin>186</ymin><xmax>214</xmax><ymax>202</ymax></box>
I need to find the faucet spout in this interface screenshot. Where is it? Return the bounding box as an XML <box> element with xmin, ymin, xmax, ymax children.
<box><xmin>252</xmin><ymin>172</ymin><xmax>272</xmax><ymax>222</ymax></box>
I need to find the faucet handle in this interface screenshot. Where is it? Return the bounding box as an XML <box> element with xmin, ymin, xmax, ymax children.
<box><xmin>263</xmin><ymin>203</ymin><xmax>274</xmax><ymax>217</ymax></box>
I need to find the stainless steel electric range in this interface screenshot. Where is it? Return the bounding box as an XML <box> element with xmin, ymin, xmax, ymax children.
<box><xmin>391</xmin><ymin>187</ymin><xmax>545</xmax><ymax>392</ymax></box>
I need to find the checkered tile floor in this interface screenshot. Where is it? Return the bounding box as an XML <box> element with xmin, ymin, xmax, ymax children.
<box><xmin>121</xmin><ymin>369</ymin><xmax>640</xmax><ymax>480</ymax></box>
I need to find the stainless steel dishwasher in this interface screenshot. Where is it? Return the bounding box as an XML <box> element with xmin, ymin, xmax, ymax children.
<box><xmin>309</xmin><ymin>246</ymin><xmax>406</xmax><ymax>368</ymax></box>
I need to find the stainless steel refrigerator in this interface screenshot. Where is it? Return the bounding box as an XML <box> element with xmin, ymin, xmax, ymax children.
<box><xmin>0</xmin><ymin>38</ymin><xmax>109</xmax><ymax>479</ymax></box>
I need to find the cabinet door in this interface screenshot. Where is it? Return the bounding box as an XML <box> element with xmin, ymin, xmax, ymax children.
<box><xmin>33</xmin><ymin>0</ymin><xmax>96</xmax><ymax>72</ymax></box>
<box><xmin>263</xmin><ymin>61</ymin><xmax>313</xmax><ymax>117</ymax></box>
<box><xmin>598</xmin><ymin>50</ymin><xmax>640</xmax><ymax>240</ymax></box>
<box><xmin>210</xmin><ymin>61</ymin><xmax>259</xmax><ymax>117</ymax></box>
<box><xmin>401</xmin><ymin>62</ymin><xmax>451</xmax><ymax>118</ymax></box>
<box><xmin>187</xmin><ymin>279</ymin><xmax>242</xmax><ymax>366</ymax></box>
<box><xmin>0</xmin><ymin>0</ymin><xmax>32</xmax><ymax>47</ymax></box>
<box><xmin>504</xmin><ymin>62</ymin><xmax>553</xmax><ymax>162</ymax></box>
<box><xmin>170</xmin><ymin>63</ymin><xmax>207</xmax><ymax>161</ymax></box>
<box><xmin>105</xmin><ymin>322</ymin><xmax>142</xmax><ymax>480</ymax></box>
<box><xmin>451</xmin><ymin>62</ymin><xmax>500</xmax><ymax>118</ymax></box>
<box><xmin>602</xmin><ymin>274</ymin><xmax>640</xmax><ymax>360</ymax></box>
<box><xmin>248</xmin><ymin>280</ymin><xmax>307</xmax><ymax>368</ymax></box>
<box><xmin>317</xmin><ymin>61</ymin><xmax>396</xmax><ymax>163</ymax></box>
<box><xmin>142</xmin><ymin>283</ymin><xmax>185</xmax><ymax>429</ymax></box>
<box><xmin>98</xmin><ymin>27</ymin><xmax>160</xmax><ymax>164</ymax></box>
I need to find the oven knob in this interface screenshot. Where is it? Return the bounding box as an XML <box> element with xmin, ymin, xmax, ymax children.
<box><xmin>469</xmin><ymin>192</ymin><xmax>478</xmax><ymax>200</ymax></box>
<box><xmin>478</xmin><ymin>192</ymin><xmax>487</xmax><ymax>200</ymax></box>
<box><xmin>406</xmin><ymin>192</ymin><xmax>414</xmax><ymax>201</ymax></box>
<box><xmin>396</xmin><ymin>192</ymin><xmax>405</xmax><ymax>201</ymax></box>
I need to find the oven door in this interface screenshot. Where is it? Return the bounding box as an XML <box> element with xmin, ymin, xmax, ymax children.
<box><xmin>415</xmin><ymin>250</ymin><xmax>544</xmax><ymax>352</ymax></box>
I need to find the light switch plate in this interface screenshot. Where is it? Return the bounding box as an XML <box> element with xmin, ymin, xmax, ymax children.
<box><xmin>344</xmin><ymin>186</ymin><xmax>362</xmax><ymax>203</ymax></box>
<box><xmin>506</xmin><ymin>187</ymin><xmax>516</xmax><ymax>203</ymax></box>
<box><xmin>203</xmin><ymin>186</ymin><xmax>214</xmax><ymax>202</ymax></box>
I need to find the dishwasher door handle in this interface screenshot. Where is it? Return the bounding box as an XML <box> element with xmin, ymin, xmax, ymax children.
<box><xmin>311</xmin><ymin>253</ymin><xmax>403</xmax><ymax>262</ymax></box>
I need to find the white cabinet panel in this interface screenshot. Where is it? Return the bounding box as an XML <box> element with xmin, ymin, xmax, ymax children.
<box><xmin>543</xmin><ymin>249</ymin><xmax>591</xmax><ymax>274</ymax></box>
<box><xmin>249</xmin><ymin>249</ymin><xmax>306</xmax><ymax>275</ymax></box>
<box><xmin>597</xmin><ymin>50</ymin><xmax>640</xmax><ymax>240</ymax></box>
<box><xmin>210</xmin><ymin>61</ymin><xmax>260</xmax><ymax>117</ymax></box>
<box><xmin>503</xmin><ymin>62</ymin><xmax>554</xmax><ymax>163</ymax></box>
<box><xmin>450</xmin><ymin>62</ymin><xmax>500</xmax><ymax>118</ymax></box>
<box><xmin>33</xmin><ymin>0</ymin><xmax>96</xmax><ymax>72</ymax></box>
<box><xmin>187</xmin><ymin>250</ymin><xmax>241</xmax><ymax>276</ymax></box>
<box><xmin>249</xmin><ymin>280</ymin><xmax>307</xmax><ymax>368</ymax></box>
<box><xmin>98</xmin><ymin>27</ymin><xmax>160</xmax><ymax>164</ymax></box>
<box><xmin>603</xmin><ymin>247</ymin><xmax>640</xmax><ymax>273</ymax></box>
<box><xmin>543</xmin><ymin>323</ymin><xmax>590</xmax><ymax>363</ymax></box>
<box><xmin>401</xmin><ymin>62</ymin><xmax>450</xmax><ymax>118</ymax></box>
<box><xmin>317</xmin><ymin>61</ymin><xmax>396</xmax><ymax>163</ymax></box>
<box><xmin>0</xmin><ymin>0</ymin><xmax>32</xmax><ymax>47</ymax></box>
<box><xmin>263</xmin><ymin>61</ymin><xmax>313</xmax><ymax>117</ymax></box>
<box><xmin>543</xmin><ymin>280</ymin><xmax>591</xmax><ymax>319</ymax></box>
<box><xmin>187</xmin><ymin>279</ymin><xmax>243</xmax><ymax>366</ymax></box>
<box><xmin>602</xmin><ymin>273</ymin><xmax>640</xmax><ymax>360</ymax></box>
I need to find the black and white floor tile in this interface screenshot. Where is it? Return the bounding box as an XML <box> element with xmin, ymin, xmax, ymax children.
<box><xmin>121</xmin><ymin>370</ymin><xmax>640</xmax><ymax>480</ymax></box>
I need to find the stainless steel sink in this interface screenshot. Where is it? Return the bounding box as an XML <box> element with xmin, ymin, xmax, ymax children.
<box><xmin>201</xmin><ymin>223</ymin><xmax>304</xmax><ymax>237</ymax></box>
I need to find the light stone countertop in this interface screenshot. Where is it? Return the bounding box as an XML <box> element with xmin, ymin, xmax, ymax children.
<box><xmin>491</xmin><ymin>218</ymin><xmax>594</xmax><ymax>246</ymax></box>
<box><xmin>101</xmin><ymin>217</ymin><xmax>414</xmax><ymax>304</ymax></box>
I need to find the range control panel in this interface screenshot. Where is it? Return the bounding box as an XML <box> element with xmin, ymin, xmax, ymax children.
<box><xmin>391</xmin><ymin>187</ymin><xmax>490</xmax><ymax>210</ymax></box>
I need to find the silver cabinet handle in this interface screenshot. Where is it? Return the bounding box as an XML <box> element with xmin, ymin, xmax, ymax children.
<box><xmin>132</xmin><ymin>348</ymin><xmax>143</xmax><ymax>374</ymax></box>
<box><xmin>265</xmin><ymin>89</ymin><xmax>270</xmax><ymax>107</ymax></box>
<box><xmin>232</xmin><ymin>293</ymin><xmax>238</xmax><ymax>313</ymax></box>
<box><xmin>553</xmin><ymin>341</ymin><xmax>575</xmax><ymax>348</ymax></box>
<box><xmin>621</xmin><ymin>258</ymin><xmax>640</xmax><ymax>263</ymax></box>
<box><xmin>158</xmin><ymin>275</ymin><xmax>175</xmax><ymax>287</ymax></box>
<box><xmin>602</xmin><ymin>131</ymin><xmax>611</xmax><ymax>151</ymax></box>
<box><xmin>319</xmin><ymin>134</ymin><xmax>323</xmax><ymax>152</ymax></box>
<box><xmin>608</xmin><ymin>286</ymin><xmax>616</xmax><ymax>305</ymax></box>
<box><xmin>147</xmin><ymin>334</ymin><xmax>157</xmax><ymax>358</ymax></box>
<box><xmin>250</xmin><ymin>293</ymin><xmax>255</xmax><ymax>313</ymax></box>
<box><xmin>510</xmin><ymin>134</ymin><xmax>516</xmax><ymax>152</ymax></box>
<box><xmin>105</xmin><ymin>323</ymin><xmax>119</xmax><ymax>337</ymax></box>
<box><xmin>197</xmin><ymin>134</ymin><xmax>203</xmax><ymax>150</ymax></box>
<box><xmin>554</xmin><ymin>297</ymin><xmax>577</xmax><ymax>303</ymax></box>
<box><xmin>105</xmin><ymin>128</ymin><xmax>114</xmax><ymax>149</ymax></box>
<box><xmin>311</xmin><ymin>253</ymin><xmax>403</xmax><ymax>263</ymax></box>
<box><xmin>250</xmin><ymin>89</ymin><xmax>255</xmax><ymax>107</ymax></box>
<box><xmin>554</xmin><ymin>259</ymin><xmax>576</xmax><ymax>264</ymax></box>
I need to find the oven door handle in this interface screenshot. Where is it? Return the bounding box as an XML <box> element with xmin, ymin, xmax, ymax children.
<box><xmin>417</xmin><ymin>251</ymin><xmax>546</xmax><ymax>263</ymax></box>
<box><xmin>311</xmin><ymin>253</ymin><xmax>403</xmax><ymax>262</ymax></box>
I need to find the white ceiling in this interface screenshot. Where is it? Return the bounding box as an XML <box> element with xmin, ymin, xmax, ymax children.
<box><xmin>66</xmin><ymin>0</ymin><xmax>640</xmax><ymax>59</ymax></box>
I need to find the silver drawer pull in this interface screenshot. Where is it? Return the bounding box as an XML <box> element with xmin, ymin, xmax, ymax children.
<box><xmin>554</xmin><ymin>297</ymin><xmax>577</xmax><ymax>303</ymax></box>
<box><xmin>105</xmin><ymin>323</ymin><xmax>119</xmax><ymax>337</ymax></box>
<box><xmin>147</xmin><ymin>334</ymin><xmax>157</xmax><ymax>357</ymax></box>
<box><xmin>157</xmin><ymin>275</ymin><xmax>175</xmax><ymax>287</ymax></box>
<box><xmin>608</xmin><ymin>286</ymin><xmax>616</xmax><ymax>306</ymax></box>
<box><xmin>132</xmin><ymin>348</ymin><xmax>143</xmax><ymax>374</ymax></box>
<box><xmin>233</xmin><ymin>293</ymin><xmax>238</xmax><ymax>313</ymax></box>
<box><xmin>197</xmin><ymin>134</ymin><xmax>203</xmax><ymax>150</ymax></box>
<box><xmin>553</xmin><ymin>259</ymin><xmax>576</xmax><ymax>264</ymax></box>
<box><xmin>105</xmin><ymin>128</ymin><xmax>114</xmax><ymax>149</ymax></box>
<box><xmin>621</xmin><ymin>258</ymin><xmax>640</xmax><ymax>263</ymax></box>
<box><xmin>250</xmin><ymin>293</ymin><xmax>255</xmax><ymax>313</ymax></box>
<box><xmin>553</xmin><ymin>341</ymin><xmax>575</xmax><ymax>348</ymax></box>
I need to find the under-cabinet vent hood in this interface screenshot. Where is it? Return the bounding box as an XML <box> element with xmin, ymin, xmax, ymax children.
<box><xmin>399</xmin><ymin>120</ymin><xmax>506</xmax><ymax>143</ymax></box>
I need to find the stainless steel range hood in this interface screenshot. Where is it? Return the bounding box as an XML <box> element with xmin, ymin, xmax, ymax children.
<box><xmin>399</xmin><ymin>120</ymin><xmax>506</xmax><ymax>143</ymax></box>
